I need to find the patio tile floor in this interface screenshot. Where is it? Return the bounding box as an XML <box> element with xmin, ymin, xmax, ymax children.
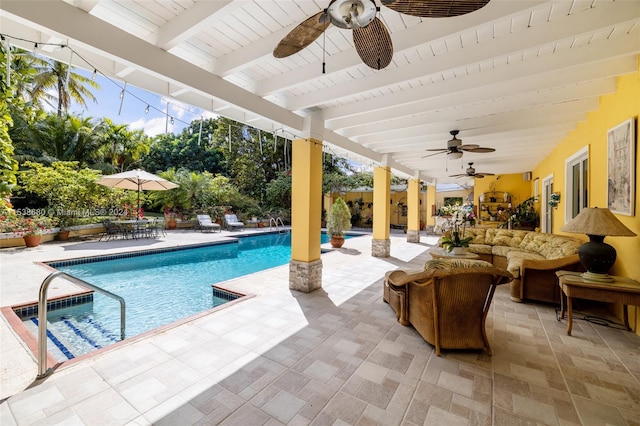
<box><xmin>1</xmin><ymin>229</ymin><xmax>639</xmax><ymax>425</ymax></box>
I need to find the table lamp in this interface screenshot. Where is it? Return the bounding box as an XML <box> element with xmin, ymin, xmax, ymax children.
<box><xmin>560</xmin><ymin>207</ymin><xmax>636</xmax><ymax>283</ymax></box>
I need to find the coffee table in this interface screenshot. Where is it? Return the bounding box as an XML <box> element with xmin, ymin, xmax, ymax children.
<box><xmin>556</xmin><ymin>270</ymin><xmax>640</xmax><ymax>335</ymax></box>
<box><xmin>429</xmin><ymin>248</ymin><xmax>479</xmax><ymax>260</ymax></box>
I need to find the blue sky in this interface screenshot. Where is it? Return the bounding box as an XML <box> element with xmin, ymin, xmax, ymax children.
<box><xmin>70</xmin><ymin>68</ymin><xmax>215</xmax><ymax>136</ymax></box>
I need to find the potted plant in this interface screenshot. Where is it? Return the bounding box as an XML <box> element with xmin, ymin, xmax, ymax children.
<box><xmin>14</xmin><ymin>216</ymin><xmax>57</xmax><ymax>247</ymax></box>
<box><xmin>440</xmin><ymin>204</ymin><xmax>475</xmax><ymax>254</ymax></box>
<box><xmin>509</xmin><ymin>197</ymin><xmax>539</xmax><ymax>230</ymax></box>
<box><xmin>327</xmin><ymin>197</ymin><xmax>351</xmax><ymax>248</ymax></box>
<box><xmin>56</xmin><ymin>216</ymin><xmax>80</xmax><ymax>241</ymax></box>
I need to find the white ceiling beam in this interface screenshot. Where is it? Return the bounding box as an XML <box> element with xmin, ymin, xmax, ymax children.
<box><xmin>320</xmin><ymin>39</ymin><xmax>638</xmax><ymax>125</ymax></box>
<box><xmin>0</xmin><ymin>0</ymin><xmax>304</xmax><ymax>132</ymax></box>
<box><xmin>339</xmin><ymin>82</ymin><xmax>611</xmax><ymax>139</ymax></box>
<box><xmin>153</xmin><ymin>1</ymin><xmax>239</xmax><ymax>50</ymax></box>
<box><xmin>324</xmin><ymin>57</ymin><xmax>630</xmax><ymax>130</ymax></box>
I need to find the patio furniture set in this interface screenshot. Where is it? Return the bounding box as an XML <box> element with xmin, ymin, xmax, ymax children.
<box><xmin>382</xmin><ymin>228</ymin><xmax>585</xmax><ymax>357</ymax></box>
<box><xmin>100</xmin><ymin>218</ymin><xmax>165</xmax><ymax>241</ymax></box>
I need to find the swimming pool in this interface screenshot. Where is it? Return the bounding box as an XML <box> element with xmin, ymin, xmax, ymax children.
<box><xmin>23</xmin><ymin>232</ymin><xmax>353</xmax><ymax>361</ymax></box>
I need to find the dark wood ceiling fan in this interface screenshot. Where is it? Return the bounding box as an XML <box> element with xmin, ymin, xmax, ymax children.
<box><xmin>450</xmin><ymin>162</ymin><xmax>495</xmax><ymax>178</ymax></box>
<box><xmin>273</xmin><ymin>0</ymin><xmax>490</xmax><ymax>70</ymax></box>
<box><xmin>422</xmin><ymin>130</ymin><xmax>496</xmax><ymax>158</ymax></box>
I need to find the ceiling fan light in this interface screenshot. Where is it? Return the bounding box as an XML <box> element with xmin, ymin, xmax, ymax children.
<box><xmin>448</xmin><ymin>151</ymin><xmax>463</xmax><ymax>160</ymax></box>
<box><xmin>328</xmin><ymin>0</ymin><xmax>377</xmax><ymax>29</ymax></box>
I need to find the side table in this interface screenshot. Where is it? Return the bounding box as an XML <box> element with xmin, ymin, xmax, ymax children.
<box><xmin>556</xmin><ymin>270</ymin><xmax>640</xmax><ymax>335</ymax></box>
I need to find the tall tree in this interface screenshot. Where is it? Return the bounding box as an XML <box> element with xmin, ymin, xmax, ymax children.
<box><xmin>30</xmin><ymin>58</ymin><xmax>99</xmax><ymax>118</ymax></box>
<box><xmin>95</xmin><ymin>118</ymin><xmax>151</xmax><ymax>173</ymax></box>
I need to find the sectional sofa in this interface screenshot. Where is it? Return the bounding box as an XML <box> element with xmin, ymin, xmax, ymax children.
<box><xmin>452</xmin><ymin>228</ymin><xmax>583</xmax><ymax>303</ymax></box>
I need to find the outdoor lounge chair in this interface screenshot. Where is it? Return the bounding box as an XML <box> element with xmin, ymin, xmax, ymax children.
<box><xmin>197</xmin><ymin>214</ymin><xmax>221</xmax><ymax>233</ymax></box>
<box><xmin>385</xmin><ymin>259</ymin><xmax>513</xmax><ymax>356</ymax></box>
<box><xmin>224</xmin><ymin>214</ymin><xmax>244</xmax><ymax>231</ymax></box>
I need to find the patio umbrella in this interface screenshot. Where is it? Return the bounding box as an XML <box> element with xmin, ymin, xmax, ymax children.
<box><xmin>97</xmin><ymin>169</ymin><xmax>178</xmax><ymax>217</ymax></box>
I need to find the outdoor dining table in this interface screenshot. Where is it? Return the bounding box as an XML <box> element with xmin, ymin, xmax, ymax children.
<box><xmin>112</xmin><ymin>219</ymin><xmax>150</xmax><ymax>239</ymax></box>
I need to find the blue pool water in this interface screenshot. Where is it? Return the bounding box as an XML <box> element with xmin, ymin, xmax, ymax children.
<box><xmin>29</xmin><ymin>232</ymin><xmax>351</xmax><ymax>361</ymax></box>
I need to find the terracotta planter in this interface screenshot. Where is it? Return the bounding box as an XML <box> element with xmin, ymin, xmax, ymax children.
<box><xmin>166</xmin><ymin>219</ymin><xmax>177</xmax><ymax>230</ymax></box>
<box><xmin>330</xmin><ymin>235</ymin><xmax>345</xmax><ymax>248</ymax></box>
<box><xmin>57</xmin><ymin>230</ymin><xmax>70</xmax><ymax>241</ymax></box>
<box><xmin>23</xmin><ymin>235</ymin><xmax>42</xmax><ymax>247</ymax></box>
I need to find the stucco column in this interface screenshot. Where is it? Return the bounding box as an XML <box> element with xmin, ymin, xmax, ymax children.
<box><xmin>372</xmin><ymin>165</ymin><xmax>391</xmax><ymax>257</ymax></box>
<box><xmin>289</xmin><ymin>137</ymin><xmax>323</xmax><ymax>292</ymax></box>
<box><xmin>425</xmin><ymin>184</ymin><xmax>437</xmax><ymax>231</ymax></box>
<box><xmin>406</xmin><ymin>178</ymin><xmax>421</xmax><ymax>243</ymax></box>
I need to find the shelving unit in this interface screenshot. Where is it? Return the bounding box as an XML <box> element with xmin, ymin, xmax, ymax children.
<box><xmin>478</xmin><ymin>191</ymin><xmax>512</xmax><ymax>226</ymax></box>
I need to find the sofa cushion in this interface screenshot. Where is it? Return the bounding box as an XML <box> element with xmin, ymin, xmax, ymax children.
<box><xmin>487</xmin><ymin>229</ymin><xmax>530</xmax><ymax>248</ymax></box>
<box><xmin>519</xmin><ymin>233</ymin><xmax>582</xmax><ymax>259</ymax></box>
<box><xmin>424</xmin><ymin>259</ymin><xmax>493</xmax><ymax>270</ymax></box>
<box><xmin>505</xmin><ymin>251</ymin><xmax>546</xmax><ymax>278</ymax></box>
<box><xmin>491</xmin><ymin>245</ymin><xmax>528</xmax><ymax>258</ymax></box>
<box><xmin>467</xmin><ymin>244</ymin><xmax>492</xmax><ymax>255</ymax></box>
<box><xmin>462</xmin><ymin>228</ymin><xmax>488</xmax><ymax>244</ymax></box>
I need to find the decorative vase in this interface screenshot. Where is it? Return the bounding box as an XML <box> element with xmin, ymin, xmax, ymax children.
<box><xmin>451</xmin><ymin>246</ymin><xmax>465</xmax><ymax>255</ymax></box>
<box><xmin>23</xmin><ymin>235</ymin><xmax>42</xmax><ymax>247</ymax></box>
<box><xmin>330</xmin><ymin>235</ymin><xmax>345</xmax><ymax>248</ymax></box>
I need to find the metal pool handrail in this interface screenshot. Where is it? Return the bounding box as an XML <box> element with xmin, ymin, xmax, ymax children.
<box><xmin>37</xmin><ymin>270</ymin><xmax>126</xmax><ymax>379</ymax></box>
<box><xmin>269</xmin><ymin>217</ymin><xmax>287</xmax><ymax>233</ymax></box>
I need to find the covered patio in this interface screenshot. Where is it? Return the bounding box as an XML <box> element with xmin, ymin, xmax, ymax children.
<box><xmin>1</xmin><ymin>230</ymin><xmax>640</xmax><ymax>424</ymax></box>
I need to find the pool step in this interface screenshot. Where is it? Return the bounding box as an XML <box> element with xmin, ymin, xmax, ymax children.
<box><xmin>23</xmin><ymin>315</ymin><xmax>121</xmax><ymax>362</ymax></box>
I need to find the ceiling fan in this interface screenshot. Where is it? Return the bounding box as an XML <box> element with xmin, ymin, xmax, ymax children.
<box><xmin>450</xmin><ymin>162</ymin><xmax>495</xmax><ymax>179</ymax></box>
<box><xmin>422</xmin><ymin>130</ymin><xmax>496</xmax><ymax>159</ymax></box>
<box><xmin>273</xmin><ymin>0</ymin><xmax>490</xmax><ymax>70</ymax></box>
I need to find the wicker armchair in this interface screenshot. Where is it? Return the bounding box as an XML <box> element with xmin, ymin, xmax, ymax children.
<box><xmin>386</xmin><ymin>266</ymin><xmax>513</xmax><ymax>356</ymax></box>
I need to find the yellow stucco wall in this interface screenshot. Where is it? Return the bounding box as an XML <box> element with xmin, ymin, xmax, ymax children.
<box><xmin>533</xmin><ymin>55</ymin><xmax>640</xmax><ymax>333</ymax></box>
<box><xmin>474</xmin><ymin>174</ymin><xmax>532</xmax><ymax>207</ymax></box>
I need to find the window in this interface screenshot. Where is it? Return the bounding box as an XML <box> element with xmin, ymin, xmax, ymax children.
<box><xmin>565</xmin><ymin>146</ymin><xmax>588</xmax><ymax>223</ymax></box>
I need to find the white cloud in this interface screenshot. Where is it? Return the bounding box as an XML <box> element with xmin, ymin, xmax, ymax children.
<box><xmin>130</xmin><ymin>116</ymin><xmax>177</xmax><ymax>137</ymax></box>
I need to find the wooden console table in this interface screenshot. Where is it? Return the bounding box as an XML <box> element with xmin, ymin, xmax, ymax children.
<box><xmin>556</xmin><ymin>271</ymin><xmax>640</xmax><ymax>335</ymax></box>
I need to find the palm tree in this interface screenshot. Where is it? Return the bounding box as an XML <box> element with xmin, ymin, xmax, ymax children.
<box><xmin>24</xmin><ymin>113</ymin><xmax>101</xmax><ymax>165</ymax></box>
<box><xmin>95</xmin><ymin>118</ymin><xmax>151</xmax><ymax>173</ymax></box>
<box><xmin>30</xmin><ymin>58</ymin><xmax>99</xmax><ymax>118</ymax></box>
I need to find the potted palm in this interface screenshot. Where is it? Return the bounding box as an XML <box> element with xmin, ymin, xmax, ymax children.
<box><xmin>327</xmin><ymin>197</ymin><xmax>351</xmax><ymax>248</ymax></box>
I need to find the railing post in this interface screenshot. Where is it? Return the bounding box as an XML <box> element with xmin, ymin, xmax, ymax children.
<box><xmin>37</xmin><ymin>271</ymin><xmax>64</xmax><ymax>378</ymax></box>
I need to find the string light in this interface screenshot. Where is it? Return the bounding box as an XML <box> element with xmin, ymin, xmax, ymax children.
<box><xmin>0</xmin><ymin>32</ymin><xmax>301</xmax><ymax>142</ymax></box>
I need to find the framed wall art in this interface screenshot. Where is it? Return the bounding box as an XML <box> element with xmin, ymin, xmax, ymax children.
<box><xmin>607</xmin><ymin>118</ymin><xmax>635</xmax><ymax>216</ymax></box>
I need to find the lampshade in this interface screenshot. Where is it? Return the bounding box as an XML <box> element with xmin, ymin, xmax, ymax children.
<box><xmin>561</xmin><ymin>207</ymin><xmax>636</xmax><ymax>282</ymax></box>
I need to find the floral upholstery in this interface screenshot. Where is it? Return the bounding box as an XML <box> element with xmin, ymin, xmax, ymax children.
<box><xmin>519</xmin><ymin>232</ymin><xmax>583</xmax><ymax>259</ymax></box>
<box><xmin>423</xmin><ymin>259</ymin><xmax>493</xmax><ymax>270</ymax></box>
<box><xmin>462</xmin><ymin>228</ymin><xmax>488</xmax><ymax>244</ymax></box>
<box><xmin>487</xmin><ymin>229</ymin><xmax>529</xmax><ymax>247</ymax></box>
<box><xmin>505</xmin><ymin>251</ymin><xmax>546</xmax><ymax>278</ymax></box>
<box><xmin>440</xmin><ymin>227</ymin><xmax>582</xmax><ymax>303</ymax></box>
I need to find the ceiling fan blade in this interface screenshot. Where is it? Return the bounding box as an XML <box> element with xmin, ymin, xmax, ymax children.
<box><xmin>381</xmin><ymin>0</ymin><xmax>490</xmax><ymax>17</ymax></box>
<box><xmin>475</xmin><ymin>173</ymin><xmax>495</xmax><ymax>177</ymax></box>
<box><xmin>422</xmin><ymin>150</ymin><xmax>447</xmax><ymax>158</ymax></box>
<box><xmin>458</xmin><ymin>144</ymin><xmax>479</xmax><ymax>150</ymax></box>
<box><xmin>273</xmin><ymin>11</ymin><xmax>330</xmax><ymax>58</ymax></box>
<box><xmin>449</xmin><ymin>174</ymin><xmax>467</xmax><ymax>178</ymax></box>
<box><xmin>425</xmin><ymin>148</ymin><xmax>447</xmax><ymax>152</ymax></box>
<box><xmin>353</xmin><ymin>17</ymin><xmax>393</xmax><ymax>69</ymax></box>
<box><xmin>473</xmin><ymin>174</ymin><xmax>486</xmax><ymax>178</ymax></box>
<box><xmin>466</xmin><ymin>147</ymin><xmax>496</xmax><ymax>153</ymax></box>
